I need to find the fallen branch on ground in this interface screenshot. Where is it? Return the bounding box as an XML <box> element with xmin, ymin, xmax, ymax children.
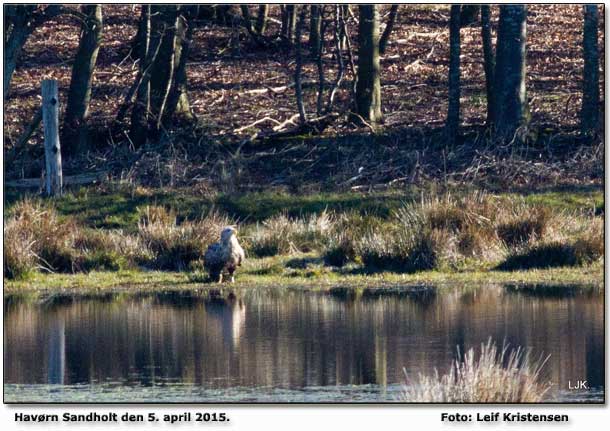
<box><xmin>5</xmin><ymin>171</ymin><xmax>108</xmax><ymax>189</ymax></box>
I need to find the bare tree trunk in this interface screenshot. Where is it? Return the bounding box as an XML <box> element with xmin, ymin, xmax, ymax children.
<box><xmin>280</xmin><ymin>5</ymin><xmax>288</xmax><ymax>38</ymax></box>
<box><xmin>355</xmin><ymin>5</ymin><xmax>382</xmax><ymax>124</ymax></box>
<box><xmin>294</xmin><ymin>7</ymin><xmax>307</xmax><ymax>123</ymax></box>
<box><xmin>379</xmin><ymin>5</ymin><xmax>399</xmax><ymax>55</ymax></box>
<box><xmin>255</xmin><ymin>5</ymin><xmax>268</xmax><ymax>34</ymax></box>
<box><xmin>446</xmin><ymin>5</ymin><xmax>461</xmax><ymax>146</ymax></box>
<box><xmin>240</xmin><ymin>5</ymin><xmax>253</xmax><ymax>30</ymax></box>
<box><xmin>63</xmin><ymin>4</ymin><xmax>103</xmax><ymax>155</ymax></box>
<box><xmin>309</xmin><ymin>5</ymin><xmax>322</xmax><ymax>58</ymax></box>
<box><xmin>282</xmin><ymin>5</ymin><xmax>297</xmax><ymax>44</ymax></box>
<box><xmin>326</xmin><ymin>5</ymin><xmax>345</xmax><ymax>112</ymax></box>
<box><xmin>4</xmin><ymin>5</ymin><xmax>64</xmax><ymax>100</ymax></box>
<box><xmin>494</xmin><ymin>5</ymin><xmax>528</xmax><ymax>141</ymax></box>
<box><xmin>148</xmin><ymin>5</ymin><xmax>180</xmax><ymax>135</ymax></box>
<box><xmin>167</xmin><ymin>7</ymin><xmax>197</xmax><ymax>122</ymax></box>
<box><xmin>130</xmin><ymin>5</ymin><xmax>155</xmax><ymax>147</ymax></box>
<box><xmin>4</xmin><ymin>23</ymin><xmax>29</xmax><ymax>100</ymax></box>
<box><xmin>316</xmin><ymin>9</ymin><xmax>327</xmax><ymax>116</ymax></box>
<box><xmin>581</xmin><ymin>5</ymin><xmax>600</xmax><ymax>136</ymax></box>
<box><xmin>42</xmin><ymin>80</ymin><xmax>63</xmax><ymax>196</ymax></box>
<box><xmin>481</xmin><ymin>5</ymin><xmax>495</xmax><ymax>127</ymax></box>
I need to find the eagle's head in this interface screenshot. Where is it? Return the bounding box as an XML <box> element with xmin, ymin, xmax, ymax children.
<box><xmin>220</xmin><ymin>226</ymin><xmax>238</xmax><ymax>243</ymax></box>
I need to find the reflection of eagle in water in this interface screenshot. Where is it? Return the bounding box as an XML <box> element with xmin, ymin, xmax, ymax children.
<box><xmin>204</xmin><ymin>226</ymin><xmax>245</xmax><ymax>283</ymax></box>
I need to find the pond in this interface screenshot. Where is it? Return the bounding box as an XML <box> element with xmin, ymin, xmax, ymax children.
<box><xmin>4</xmin><ymin>285</ymin><xmax>604</xmax><ymax>403</ymax></box>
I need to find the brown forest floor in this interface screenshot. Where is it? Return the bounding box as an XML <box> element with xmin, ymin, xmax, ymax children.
<box><xmin>3</xmin><ymin>4</ymin><xmax>605</xmax><ymax>192</ymax></box>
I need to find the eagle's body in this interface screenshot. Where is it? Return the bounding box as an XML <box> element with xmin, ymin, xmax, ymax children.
<box><xmin>204</xmin><ymin>227</ymin><xmax>245</xmax><ymax>283</ymax></box>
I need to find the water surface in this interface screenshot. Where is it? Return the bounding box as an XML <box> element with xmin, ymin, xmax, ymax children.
<box><xmin>4</xmin><ymin>285</ymin><xmax>604</xmax><ymax>403</ymax></box>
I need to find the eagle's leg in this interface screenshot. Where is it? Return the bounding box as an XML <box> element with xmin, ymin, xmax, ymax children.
<box><xmin>228</xmin><ymin>267</ymin><xmax>235</xmax><ymax>283</ymax></box>
<box><xmin>218</xmin><ymin>272</ymin><xmax>223</xmax><ymax>283</ymax></box>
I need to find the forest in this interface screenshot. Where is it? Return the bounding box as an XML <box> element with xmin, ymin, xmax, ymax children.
<box><xmin>3</xmin><ymin>4</ymin><xmax>604</xmax><ymax>289</ymax></box>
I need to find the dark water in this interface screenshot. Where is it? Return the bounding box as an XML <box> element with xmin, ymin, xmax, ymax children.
<box><xmin>4</xmin><ymin>286</ymin><xmax>604</xmax><ymax>403</ymax></box>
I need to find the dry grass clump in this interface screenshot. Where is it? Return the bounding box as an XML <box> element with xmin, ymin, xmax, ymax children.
<box><xmin>248</xmin><ymin>211</ymin><xmax>333</xmax><ymax>257</ymax></box>
<box><xmin>359</xmin><ymin>208</ymin><xmax>442</xmax><ymax>272</ymax></box>
<box><xmin>74</xmin><ymin>228</ymin><xmax>151</xmax><ymax>271</ymax></box>
<box><xmin>353</xmin><ymin>193</ymin><xmax>601</xmax><ymax>273</ymax></box>
<box><xmin>3</xmin><ymin>199</ymin><xmax>149</xmax><ymax>278</ymax></box>
<box><xmin>498</xmin><ymin>217</ymin><xmax>603</xmax><ymax>270</ymax></box>
<box><xmin>3</xmin><ymin>200</ymin><xmax>233</xmax><ymax>279</ymax></box>
<box><xmin>4</xmin><ymin>199</ymin><xmax>80</xmax><ymax>278</ymax></box>
<box><xmin>4</xmin><ymin>216</ymin><xmax>38</xmax><ymax>279</ymax></box>
<box><xmin>496</xmin><ymin>205</ymin><xmax>552</xmax><ymax>246</ymax></box>
<box><xmin>402</xmin><ymin>340</ymin><xmax>551</xmax><ymax>403</ymax></box>
<box><xmin>424</xmin><ymin>192</ymin><xmax>497</xmax><ymax>232</ymax></box>
<box><xmin>137</xmin><ymin>205</ymin><xmax>229</xmax><ymax>270</ymax></box>
<box><xmin>323</xmin><ymin>213</ymin><xmax>384</xmax><ymax>267</ymax></box>
<box><xmin>354</xmin><ymin>193</ymin><xmax>504</xmax><ymax>272</ymax></box>
<box><xmin>573</xmin><ymin>218</ymin><xmax>604</xmax><ymax>264</ymax></box>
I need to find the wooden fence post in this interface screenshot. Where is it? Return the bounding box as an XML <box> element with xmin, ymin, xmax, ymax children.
<box><xmin>42</xmin><ymin>79</ymin><xmax>62</xmax><ymax>196</ymax></box>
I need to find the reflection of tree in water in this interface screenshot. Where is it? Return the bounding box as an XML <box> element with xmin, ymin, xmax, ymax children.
<box><xmin>3</xmin><ymin>287</ymin><xmax>604</xmax><ymax>397</ymax></box>
<box><xmin>47</xmin><ymin>313</ymin><xmax>65</xmax><ymax>384</ymax></box>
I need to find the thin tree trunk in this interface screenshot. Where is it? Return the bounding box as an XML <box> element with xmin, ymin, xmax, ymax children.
<box><xmin>280</xmin><ymin>5</ymin><xmax>288</xmax><ymax>38</ymax></box>
<box><xmin>240</xmin><ymin>4</ymin><xmax>265</xmax><ymax>46</ymax></box>
<box><xmin>16</xmin><ymin>108</ymin><xmax>42</xmax><ymax>148</ymax></box>
<box><xmin>148</xmin><ymin>6</ymin><xmax>180</xmax><ymax>134</ymax></box>
<box><xmin>255</xmin><ymin>5</ymin><xmax>268</xmax><ymax>34</ymax></box>
<box><xmin>339</xmin><ymin>10</ymin><xmax>357</xmax><ymax>95</ymax></box>
<box><xmin>316</xmin><ymin>11</ymin><xmax>327</xmax><ymax>116</ymax></box>
<box><xmin>379</xmin><ymin>5</ymin><xmax>399</xmax><ymax>55</ymax></box>
<box><xmin>355</xmin><ymin>5</ymin><xmax>382</xmax><ymax>124</ymax></box>
<box><xmin>481</xmin><ymin>5</ymin><xmax>495</xmax><ymax>127</ymax></box>
<box><xmin>294</xmin><ymin>7</ymin><xmax>307</xmax><ymax>123</ymax></box>
<box><xmin>581</xmin><ymin>5</ymin><xmax>600</xmax><ymax>136</ymax></box>
<box><xmin>326</xmin><ymin>5</ymin><xmax>345</xmax><ymax>112</ymax></box>
<box><xmin>130</xmin><ymin>5</ymin><xmax>154</xmax><ymax>147</ymax></box>
<box><xmin>309</xmin><ymin>5</ymin><xmax>322</xmax><ymax>58</ymax></box>
<box><xmin>240</xmin><ymin>5</ymin><xmax>254</xmax><ymax>33</ymax></box>
<box><xmin>167</xmin><ymin>7</ymin><xmax>196</xmax><ymax>122</ymax></box>
<box><xmin>446</xmin><ymin>5</ymin><xmax>461</xmax><ymax>145</ymax></box>
<box><xmin>494</xmin><ymin>5</ymin><xmax>528</xmax><ymax>140</ymax></box>
<box><xmin>63</xmin><ymin>4</ymin><xmax>103</xmax><ymax>155</ymax></box>
<box><xmin>283</xmin><ymin>5</ymin><xmax>296</xmax><ymax>44</ymax></box>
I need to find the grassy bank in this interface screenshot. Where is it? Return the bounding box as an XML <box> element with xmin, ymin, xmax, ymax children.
<box><xmin>4</xmin><ymin>184</ymin><xmax>603</xmax><ymax>295</ymax></box>
<box><xmin>4</xmin><ymin>255</ymin><xmax>602</xmax><ymax>296</ymax></box>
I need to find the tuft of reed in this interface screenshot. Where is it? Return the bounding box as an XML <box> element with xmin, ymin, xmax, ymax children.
<box><xmin>496</xmin><ymin>206</ymin><xmax>551</xmax><ymax>247</ymax></box>
<box><xmin>4</xmin><ymin>199</ymin><xmax>79</xmax><ymax>277</ymax></box>
<box><xmin>498</xmin><ymin>218</ymin><xmax>603</xmax><ymax>270</ymax></box>
<box><xmin>355</xmin><ymin>193</ymin><xmax>502</xmax><ymax>272</ymax></box>
<box><xmin>248</xmin><ymin>211</ymin><xmax>333</xmax><ymax>257</ymax></box>
<box><xmin>402</xmin><ymin>340</ymin><xmax>551</xmax><ymax>402</ymax></box>
<box><xmin>137</xmin><ymin>205</ymin><xmax>229</xmax><ymax>270</ymax></box>
<box><xmin>322</xmin><ymin>212</ymin><xmax>383</xmax><ymax>267</ymax></box>
<box><xmin>3</xmin><ymin>216</ymin><xmax>38</xmax><ymax>279</ymax></box>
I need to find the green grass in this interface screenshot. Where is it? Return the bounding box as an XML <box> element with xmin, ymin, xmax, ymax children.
<box><xmin>5</xmin><ymin>183</ymin><xmax>602</xmax><ymax>231</ymax></box>
<box><xmin>4</xmin><ymin>253</ymin><xmax>602</xmax><ymax>295</ymax></box>
<box><xmin>512</xmin><ymin>189</ymin><xmax>604</xmax><ymax>215</ymax></box>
